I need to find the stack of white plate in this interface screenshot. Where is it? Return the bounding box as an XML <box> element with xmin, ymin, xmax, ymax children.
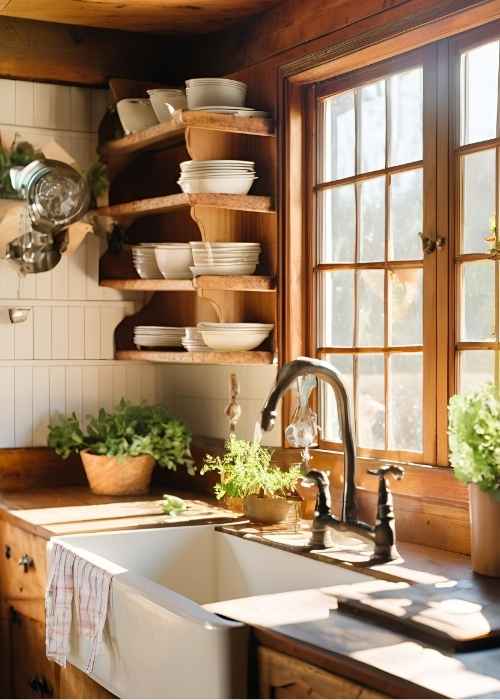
<box><xmin>134</xmin><ymin>326</ymin><xmax>185</xmax><ymax>349</ymax></box>
<box><xmin>181</xmin><ymin>327</ymin><xmax>209</xmax><ymax>352</ymax></box>
<box><xmin>178</xmin><ymin>160</ymin><xmax>257</xmax><ymax>195</ymax></box>
<box><xmin>190</xmin><ymin>106</ymin><xmax>269</xmax><ymax>118</ymax></box>
<box><xmin>186</xmin><ymin>78</ymin><xmax>247</xmax><ymax>109</ymax></box>
<box><xmin>190</xmin><ymin>241</ymin><xmax>260</xmax><ymax>276</ymax></box>
<box><xmin>198</xmin><ymin>322</ymin><xmax>274</xmax><ymax>352</ymax></box>
<box><xmin>131</xmin><ymin>244</ymin><xmax>162</xmax><ymax>279</ymax></box>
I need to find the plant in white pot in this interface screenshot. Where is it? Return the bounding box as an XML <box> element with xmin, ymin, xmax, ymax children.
<box><xmin>449</xmin><ymin>384</ymin><xmax>500</xmax><ymax>576</ymax></box>
<box><xmin>48</xmin><ymin>400</ymin><xmax>194</xmax><ymax>496</ymax></box>
<box><xmin>201</xmin><ymin>436</ymin><xmax>302</xmax><ymax>525</ymax></box>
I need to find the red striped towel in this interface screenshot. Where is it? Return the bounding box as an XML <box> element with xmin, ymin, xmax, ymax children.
<box><xmin>45</xmin><ymin>542</ymin><xmax>112</xmax><ymax>672</ymax></box>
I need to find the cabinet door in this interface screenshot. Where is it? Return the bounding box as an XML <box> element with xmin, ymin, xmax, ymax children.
<box><xmin>10</xmin><ymin>607</ymin><xmax>59</xmax><ymax>699</ymax></box>
<box><xmin>258</xmin><ymin>647</ymin><xmax>388</xmax><ymax>699</ymax></box>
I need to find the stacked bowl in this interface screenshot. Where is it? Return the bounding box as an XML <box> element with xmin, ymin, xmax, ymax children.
<box><xmin>154</xmin><ymin>243</ymin><xmax>193</xmax><ymax>279</ymax></box>
<box><xmin>190</xmin><ymin>241</ymin><xmax>260</xmax><ymax>276</ymax></box>
<box><xmin>131</xmin><ymin>244</ymin><xmax>162</xmax><ymax>279</ymax></box>
<box><xmin>178</xmin><ymin>160</ymin><xmax>256</xmax><ymax>195</ymax></box>
<box><xmin>186</xmin><ymin>78</ymin><xmax>247</xmax><ymax>109</ymax></box>
<box><xmin>134</xmin><ymin>326</ymin><xmax>184</xmax><ymax>349</ymax></box>
<box><xmin>198</xmin><ymin>322</ymin><xmax>274</xmax><ymax>352</ymax></box>
<box><xmin>182</xmin><ymin>327</ymin><xmax>209</xmax><ymax>352</ymax></box>
<box><xmin>147</xmin><ymin>88</ymin><xmax>186</xmax><ymax>122</ymax></box>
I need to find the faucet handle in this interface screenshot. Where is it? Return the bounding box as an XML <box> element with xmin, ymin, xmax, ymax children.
<box><xmin>367</xmin><ymin>464</ymin><xmax>405</xmax><ymax>481</ymax></box>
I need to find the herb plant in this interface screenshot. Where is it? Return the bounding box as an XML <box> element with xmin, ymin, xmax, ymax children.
<box><xmin>48</xmin><ymin>400</ymin><xmax>194</xmax><ymax>473</ymax></box>
<box><xmin>449</xmin><ymin>383</ymin><xmax>500</xmax><ymax>494</ymax></box>
<box><xmin>0</xmin><ymin>138</ymin><xmax>44</xmax><ymax>198</ymax></box>
<box><xmin>201</xmin><ymin>436</ymin><xmax>301</xmax><ymax>500</ymax></box>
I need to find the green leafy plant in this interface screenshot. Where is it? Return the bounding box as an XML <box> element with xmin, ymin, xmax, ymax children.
<box><xmin>0</xmin><ymin>137</ymin><xmax>44</xmax><ymax>198</ymax></box>
<box><xmin>449</xmin><ymin>383</ymin><xmax>500</xmax><ymax>494</ymax></box>
<box><xmin>85</xmin><ymin>157</ymin><xmax>109</xmax><ymax>206</ymax></box>
<box><xmin>161</xmin><ymin>494</ymin><xmax>187</xmax><ymax>516</ymax></box>
<box><xmin>48</xmin><ymin>400</ymin><xmax>194</xmax><ymax>473</ymax></box>
<box><xmin>201</xmin><ymin>436</ymin><xmax>301</xmax><ymax>500</ymax></box>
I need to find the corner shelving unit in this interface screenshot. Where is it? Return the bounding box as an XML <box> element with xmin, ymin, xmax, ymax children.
<box><xmin>98</xmin><ymin>103</ymin><xmax>278</xmax><ymax>366</ymax></box>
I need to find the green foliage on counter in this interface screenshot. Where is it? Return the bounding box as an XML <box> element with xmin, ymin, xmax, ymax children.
<box><xmin>0</xmin><ymin>138</ymin><xmax>44</xmax><ymax>198</ymax></box>
<box><xmin>201</xmin><ymin>436</ymin><xmax>301</xmax><ymax>500</ymax></box>
<box><xmin>161</xmin><ymin>494</ymin><xmax>187</xmax><ymax>516</ymax></box>
<box><xmin>48</xmin><ymin>400</ymin><xmax>194</xmax><ymax>473</ymax></box>
<box><xmin>449</xmin><ymin>383</ymin><xmax>500</xmax><ymax>494</ymax></box>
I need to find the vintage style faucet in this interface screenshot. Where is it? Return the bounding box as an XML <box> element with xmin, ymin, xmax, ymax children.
<box><xmin>260</xmin><ymin>356</ymin><xmax>405</xmax><ymax>563</ymax></box>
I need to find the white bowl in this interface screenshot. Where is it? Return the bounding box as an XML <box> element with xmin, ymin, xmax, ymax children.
<box><xmin>117</xmin><ymin>99</ymin><xmax>158</xmax><ymax>135</ymax></box>
<box><xmin>178</xmin><ymin>176</ymin><xmax>256</xmax><ymax>195</ymax></box>
<box><xmin>191</xmin><ymin>263</ymin><xmax>256</xmax><ymax>276</ymax></box>
<box><xmin>147</xmin><ymin>89</ymin><xmax>187</xmax><ymax>122</ymax></box>
<box><xmin>199</xmin><ymin>329</ymin><xmax>271</xmax><ymax>352</ymax></box>
<box><xmin>154</xmin><ymin>245</ymin><xmax>193</xmax><ymax>279</ymax></box>
<box><xmin>186</xmin><ymin>79</ymin><xmax>247</xmax><ymax>109</ymax></box>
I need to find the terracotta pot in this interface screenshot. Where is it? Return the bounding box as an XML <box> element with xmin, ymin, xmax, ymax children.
<box><xmin>224</xmin><ymin>496</ymin><xmax>244</xmax><ymax>514</ymax></box>
<box><xmin>244</xmin><ymin>495</ymin><xmax>291</xmax><ymax>525</ymax></box>
<box><xmin>80</xmin><ymin>449</ymin><xmax>155</xmax><ymax>496</ymax></box>
<box><xmin>470</xmin><ymin>484</ymin><xmax>500</xmax><ymax>577</ymax></box>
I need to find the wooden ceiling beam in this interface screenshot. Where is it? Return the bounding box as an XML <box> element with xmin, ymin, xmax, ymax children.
<box><xmin>0</xmin><ymin>16</ymin><xmax>187</xmax><ymax>86</ymax></box>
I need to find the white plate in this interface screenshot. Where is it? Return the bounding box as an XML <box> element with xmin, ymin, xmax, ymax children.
<box><xmin>181</xmin><ymin>159</ymin><xmax>254</xmax><ymax>168</ymax></box>
<box><xmin>190</xmin><ymin>242</ymin><xmax>260</xmax><ymax>248</ymax></box>
<box><xmin>190</xmin><ymin>264</ymin><xmax>256</xmax><ymax>276</ymax></box>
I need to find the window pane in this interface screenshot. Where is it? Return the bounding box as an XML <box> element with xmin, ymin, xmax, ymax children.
<box><xmin>389</xmin><ymin>353</ymin><xmax>422</xmax><ymax>452</ymax></box>
<box><xmin>357</xmin><ymin>269</ymin><xmax>385</xmax><ymax>347</ymax></box>
<box><xmin>461</xmin><ymin>40</ymin><xmax>499</xmax><ymax>145</ymax></box>
<box><xmin>321</xmin><ymin>354</ymin><xmax>354</xmax><ymax>442</ymax></box>
<box><xmin>358</xmin><ymin>176</ymin><xmax>386</xmax><ymax>262</ymax></box>
<box><xmin>389</xmin><ymin>268</ymin><xmax>423</xmax><ymax>346</ymax></box>
<box><xmin>356</xmin><ymin>354</ymin><xmax>385</xmax><ymax>449</ymax></box>
<box><xmin>389</xmin><ymin>169</ymin><xmax>423</xmax><ymax>261</ymax></box>
<box><xmin>319</xmin><ymin>271</ymin><xmax>354</xmax><ymax>346</ymax></box>
<box><xmin>459</xmin><ymin>350</ymin><xmax>495</xmax><ymax>393</ymax></box>
<box><xmin>319</xmin><ymin>185</ymin><xmax>356</xmax><ymax>263</ymax></box>
<box><xmin>462</xmin><ymin>149</ymin><xmax>496</xmax><ymax>254</ymax></box>
<box><xmin>359</xmin><ymin>80</ymin><xmax>386</xmax><ymax>173</ymax></box>
<box><xmin>389</xmin><ymin>67</ymin><xmax>423</xmax><ymax>166</ymax></box>
<box><xmin>460</xmin><ymin>261</ymin><xmax>495</xmax><ymax>341</ymax></box>
<box><xmin>323</xmin><ymin>91</ymin><xmax>355</xmax><ymax>182</ymax></box>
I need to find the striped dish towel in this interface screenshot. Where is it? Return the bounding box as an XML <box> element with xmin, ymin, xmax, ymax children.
<box><xmin>45</xmin><ymin>541</ymin><xmax>113</xmax><ymax>672</ymax></box>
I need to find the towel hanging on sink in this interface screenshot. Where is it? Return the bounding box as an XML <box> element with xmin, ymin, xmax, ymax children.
<box><xmin>45</xmin><ymin>541</ymin><xmax>113</xmax><ymax>672</ymax></box>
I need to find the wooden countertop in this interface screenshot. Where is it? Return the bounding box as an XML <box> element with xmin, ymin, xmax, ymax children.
<box><xmin>2</xmin><ymin>486</ymin><xmax>500</xmax><ymax>699</ymax></box>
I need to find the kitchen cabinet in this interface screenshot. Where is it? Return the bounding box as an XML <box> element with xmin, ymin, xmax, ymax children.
<box><xmin>9</xmin><ymin>607</ymin><xmax>58</xmax><ymax>699</ymax></box>
<box><xmin>257</xmin><ymin>646</ymin><xmax>388</xmax><ymax>700</ymax></box>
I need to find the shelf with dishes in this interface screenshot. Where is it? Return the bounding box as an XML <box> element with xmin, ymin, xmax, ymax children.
<box><xmin>115</xmin><ymin>350</ymin><xmax>275</xmax><ymax>365</ymax></box>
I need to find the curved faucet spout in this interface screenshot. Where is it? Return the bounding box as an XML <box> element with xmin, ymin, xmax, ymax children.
<box><xmin>260</xmin><ymin>356</ymin><xmax>358</xmax><ymax>524</ymax></box>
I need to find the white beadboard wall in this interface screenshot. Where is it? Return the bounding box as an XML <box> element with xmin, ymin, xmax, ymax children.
<box><xmin>0</xmin><ymin>79</ymin><xmax>160</xmax><ymax>448</ymax></box>
<box><xmin>158</xmin><ymin>365</ymin><xmax>282</xmax><ymax>447</ymax></box>
<box><xmin>0</xmin><ymin>78</ymin><xmax>283</xmax><ymax>450</ymax></box>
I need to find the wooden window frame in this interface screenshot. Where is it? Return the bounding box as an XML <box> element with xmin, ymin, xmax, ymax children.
<box><xmin>279</xmin><ymin>1</ymin><xmax>500</xmax><ymax>495</ymax></box>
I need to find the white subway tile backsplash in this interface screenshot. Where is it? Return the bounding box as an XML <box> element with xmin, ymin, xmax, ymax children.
<box><xmin>33</xmin><ymin>366</ymin><xmax>50</xmax><ymax>445</ymax></box>
<box><xmin>98</xmin><ymin>366</ymin><xmax>114</xmax><ymax>411</ymax></box>
<box><xmin>0</xmin><ymin>79</ymin><xmax>15</xmax><ymax>124</ymax></box>
<box><xmin>84</xmin><ymin>307</ymin><xmax>101</xmax><ymax>359</ymax></box>
<box><xmin>52</xmin><ymin>254</ymin><xmax>68</xmax><ymax>300</ymax></box>
<box><xmin>35</xmin><ymin>270</ymin><xmax>53</xmax><ymax>299</ymax></box>
<box><xmin>125</xmin><ymin>365</ymin><xmax>141</xmax><ymax>403</ymax></box>
<box><xmin>0</xmin><ymin>309</ymin><xmax>14</xmax><ymax>360</ymax></box>
<box><xmin>66</xmin><ymin>366</ymin><xmax>83</xmax><ymax>424</ymax></box>
<box><xmin>15</xmin><ymin>81</ymin><xmax>35</xmax><ymax>127</ymax></box>
<box><xmin>91</xmin><ymin>89</ymin><xmax>109</xmax><ymax>132</ymax></box>
<box><xmin>0</xmin><ymin>368</ymin><xmax>14</xmax><ymax>447</ymax></box>
<box><xmin>34</xmin><ymin>83</ymin><xmax>71</xmax><ymax>130</ymax></box>
<box><xmin>50</xmin><ymin>366</ymin><xmax>66</xmax><ymax>419</ymax></box>
<box><xmin>14</xmin><ymin>366</ymin><xmax>33</xmax><ymax>447</ymax></box>
<box><xmin>14</xmin><ymin>311</ymin><xmax>33</xmax><ymax>360</ymax></box>
<box><xmin>52</xmin><ymin>306</ymin><xmax>68</xmax><ymax>359</ymax></box>
<box><xmin>70</xmin><ymin>86</ymin><xmax>92</xmax><ymax>132</ymax></box>
<box><xmin>82</xmin><ymin>366</ymin><xmax>99</xmax><ymax>425</ymax></box>
<box><xmin>68</xmin><ymin>307</ymin><xmax>85</xmax><ymax>359</ymax></box>
<box><xmin>34</xmin><ymin>307</ymin><xmax>52</xmax><ymax>359</ymax></box>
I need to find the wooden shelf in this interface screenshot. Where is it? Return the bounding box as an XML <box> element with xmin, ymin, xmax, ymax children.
<box><xmin>116</xmin><ymin>350</ymin><xmax>274</xmax><ymax>365</ymax></box>
<box><xmin>100</xmin><ymin>276</ymin><xmax>276</xmax><ymax>292</ymax></box>
<box><xmin>100</xmin><ymin>110</ymin><xmax>275</xmax><ymax>161</ymax></box>
<box><xmin>96</xmin><ymin>193</ymin><xmax>275</xmax><ymax>220</ymax></box>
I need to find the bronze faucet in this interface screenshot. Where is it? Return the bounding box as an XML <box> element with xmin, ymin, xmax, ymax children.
<box><xmin>260</xmin><ymin>356</ymin><xmax>405</xmax><ymax>563</ymax></box>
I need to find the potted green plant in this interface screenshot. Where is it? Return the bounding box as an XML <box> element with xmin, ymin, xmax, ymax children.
<box><xmin>201</xmin><ymin>436</ymin><xmax>302</xmax><ymax>525</ymax></box>
<box><xmin>449</xmin><ymin>383</ymin><xmax>500</xmax><ymax>576</ymax></box>
<box><xmin>48</xmin><ymin>400</ymin><xmax>193</xmax><ymax>496</ymax></box>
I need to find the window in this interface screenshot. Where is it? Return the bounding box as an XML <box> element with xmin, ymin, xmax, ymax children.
<box><xmin>302</xmin><ymin>21</ymin><xmax>500</xmax><ymax>468</ymax></box>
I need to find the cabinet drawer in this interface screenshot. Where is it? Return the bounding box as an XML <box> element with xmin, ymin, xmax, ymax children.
<box><xmin>258</xmin><ymin>647</ymin><xmax>388</xmax><ymax>699</ymax></box>
<box><xmin>0</xmin><ymin>522</ymin><xmax>47</xmax><ymax>621</ymax></box>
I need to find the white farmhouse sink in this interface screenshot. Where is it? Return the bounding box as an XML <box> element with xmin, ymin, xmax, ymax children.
<box><xmin>53</xmin><ymin>525</ymin><xmax>369</xmax><ymax>699</ymax></box>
